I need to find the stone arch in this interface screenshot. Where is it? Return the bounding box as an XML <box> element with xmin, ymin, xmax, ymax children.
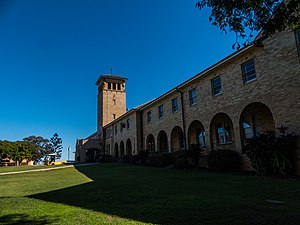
<box><xmin>126</xmin><ymin>139</ymin><xmax>132</xmax><ymax>155</ymax></box>
<box><xmin>146</xmin><ymin>134</ymin><xmax>155</xmax><ymax>152</ymax></box>
<box><xmin>171</xmin><ymin>126</ymin><xmax>184</xmax><ymax>152</ymax></box>
<box><xmin>120</xmin><ymin>141</ymin><xmax>125</xmax><ymax>156</ymax></box>
<box><xmin>157</xmin><ymin>130</ymin><xmax>168</xmax><ymax>152</ymax></box>
<box><xmin>210</xmin><ymin>113</ymin><xmax>235</xmax><ymax>150</ymax></box>
<box><xmin>187</xmin><ymin>120</ymin><xmax>206</xmax><ymax>148</ymax></box>
<box><xmin>114</xmin><ymin>143</ymin><xmax>119</xmax><ymax>157</ymax></box>
<box><xmin>239</xmin><ymin>102</ymin><xmax>275</xmax><ymax>148</ymax></box>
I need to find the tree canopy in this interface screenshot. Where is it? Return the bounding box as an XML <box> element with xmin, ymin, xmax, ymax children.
<box><xmin>0</xmin><ymin>134</ymin><xmax>63</xmax><ymax>165</ymax></box>
<box><xmin>196</xmin><ymin>0</ymin><xmax>300</xmax><ymax>49</ymax></box>
<box><xmin>50</xmin><ymin>133</ymin><xmax>63</xmax><ymax>160</ymax></box>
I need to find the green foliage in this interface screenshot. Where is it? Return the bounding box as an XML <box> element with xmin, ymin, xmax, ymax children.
<box><xmin>50</xmin><ymin>133</ymin><xmax>63</xmax><ymax>159</ymax></box>
<box><xmin>0</xmin><ymin>141</ymin><xmax>39</xmax><ymax>165</ymax></box>
<box><xmin>207</xmin><ymin>149</ymin><xmax>242</xmax><ymax>171</ymax></box>
<box><xmin>196</xmin><ymin>0</ymin><xmax>300</xmax><ymax>49</ymax></box>
<box><xmin>173</xmin><ymin>148</ymin><xmax>203</xmax><ymax>169</ymax></box>
<box><xmin>147</xmin><ymin>152</ymin><xmax>173</xmax><ymax>167</ymax></box>
<box><xmin>23</xmin><ymin>135</ymin><xmax>51</xmax><ymax>162</ymax></box>
<box><xmin>244</xmin><ymin>127</ymin><xmax>297</xmax><ymax>176</ymax></box>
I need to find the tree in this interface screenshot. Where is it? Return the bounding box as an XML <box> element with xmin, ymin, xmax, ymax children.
<box><xmin>196</xmin><ymin>0</ymin><xmax>300</xmax><ymax>49</ymax></box>
<box><xmin>23</xmin><ymin>135</ymin><xmax>51</xmax><ymax>162</ymax></box>
<box><xmin>50</xmin><ymin>133</ymin><xmax>63</xmax><ymax>160</ymax></box>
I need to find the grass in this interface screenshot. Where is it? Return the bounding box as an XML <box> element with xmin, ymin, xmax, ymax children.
<box><xmin>0</xmin><ymin>163</ymin><xmax>300</xmax><ymax>225</ymax></box>
<box><xmin>0</xmin><ymin>164</ymin><xmax>69</xmax><ymax>173</ymax></box>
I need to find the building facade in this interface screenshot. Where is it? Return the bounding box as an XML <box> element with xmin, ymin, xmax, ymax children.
<box><xmin>76</xmin><ymin>28</ymin><xmax>300</xmax><ymax>173</ymax></box>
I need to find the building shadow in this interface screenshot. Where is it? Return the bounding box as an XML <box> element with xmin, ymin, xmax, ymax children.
<box><xmin>28</xmin><ymin>164</ymin><xmax>202</xmax><ymax>224</ymax></box>
<box><xmin>0</xmin><ymin>213</ymin><xmax>54</xmax><ymax>225</ymax></box>
<box><xmin>27</xmin><ymin>164</ymin><xmax>299</xmax><ymax>225</ymax></box>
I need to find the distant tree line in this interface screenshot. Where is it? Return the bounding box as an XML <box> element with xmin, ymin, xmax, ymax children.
<box><xmin>0</xmin><ymin>133</ymin><xmax>62</xmax><ymax>165</ymax></box>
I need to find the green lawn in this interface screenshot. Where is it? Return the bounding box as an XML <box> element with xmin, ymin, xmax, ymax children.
<box><xmin>0</xmin><ymin>163</ymin><xmax>299</xmax><ymax>225</ymax></box>
<box><xmin>0</xmin><ymin>164</ymin><xmax>69</xmax><ymax>173</ymax></box>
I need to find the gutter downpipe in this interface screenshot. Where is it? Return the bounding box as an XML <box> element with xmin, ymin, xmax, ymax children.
<box><xmin>176</xmin><ymin>87</ymin><xmax>187</xmax><ymax>150</ymax></box>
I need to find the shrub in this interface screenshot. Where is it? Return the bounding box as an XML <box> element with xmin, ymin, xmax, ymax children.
<box><xmin>138</xmin><ymin>150</ymin><xmax>149</xmax><ymax>165</ymax></box>
<box><xmin>148</xmin><ymin>152</ymin><xmax>173</xmax><ymax>167</ymax></box>
<box><xmin>207</xmin><ymin>149</ymin><xmax>242</xmax><ymax>172</ymax></box>
<box><xmin>244</xmin><ymin>126</ymin><xmax>297</xmax><ymax>176</ymax></box>
<box><xmin>99</xmin><ymin>155</ymin><xmax>113</xmax><ymax>163</ymax></box>
<box><xmin>173</xmin><ymin>148</ymin><xmax>203</xmax><ymax>169</ymax></box>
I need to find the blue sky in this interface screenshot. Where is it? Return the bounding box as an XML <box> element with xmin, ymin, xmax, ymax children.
<box><xmin>0</xmin><ymin>0</ymin><xmax>238</xmax><ymax>160</ymax></box>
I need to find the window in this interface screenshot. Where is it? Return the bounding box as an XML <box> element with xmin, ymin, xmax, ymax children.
<box><xmin>113</xmin><ymin>83</ymin><xmax>116</xmax><ymax>90</ymax></box>
<box><xmin>126</xmin><ymin>118</ymin><xmax>130</xmax><ymax>129</ymax></box>
<box><xmin>107</xmin><ymin>82</ymin><xmax>111</xmax><ymax>89</ymax></box>
<box><xmin>295</xmin><ymin>29</ymin><xmax>300</xmax><ymax>57</ymax></box>
<box><xmin>197</xmin><ymin>129</ymin><xmax>206</xmax><ymax>147</ymax></box>
<box><xmin>211</xmin><ymin>76</ymin><xmax>222</xmax><ymax>96</ymax></box>
<box><xmin>117</xmin><ymin>83</ymin><xmax>121</xmax><ymax>90</ymax></box>
<box><xmin>120</xmin><ymin>122</ymin><xmax>125</xmax><ymax>132</ymax></box>
<box><xmin>242</xmin><ymin>59</ymin><xmax>256</xmax><ymax>83</ymax></box>
<box><xmin>189</xmin><ymin>88</ymin><xmax>197</xmax><ymax>106</ymax></box>
<box><xmin>158</xmin><ymin>105</ymin><xmax>164</xmax><ymax>118</ymax></box>
<box><xmin>147</xmin><ymin>111</ymin><xmax>152</xmax><ymax>123</ymax></box>
<box><xmin>216</xmin><ymin>122</ymin><xmax>232</xmax><ymax>144</ymax></box>
<box><xmin>113</xmin><ymin>114</ymin><xmax>116</xmax><ymax>119</ymax></box>
<box><xmin>115</xmin><ymin>125</ymin><xmax>117</xmax><ymax>134</ymax></box>
<box><xmin>106</xmin><ymin>129</ymin><xmax>112</xmax><ymax>138</ymax></box>
<box><xmin>113</xmin><ymin>99</ymin><xmax>116</xmax><ymax>105</ymax></box>
<box><xmin>172</xmin><ymin>97</ymin><xmax>178</xmax><ymax>113</ymax></box>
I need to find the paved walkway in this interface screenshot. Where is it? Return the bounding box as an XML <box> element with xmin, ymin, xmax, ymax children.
<box><xmin>0</xmin><ymin>163</ymin><xmax>99</xmax><ymax>176</ymax></box>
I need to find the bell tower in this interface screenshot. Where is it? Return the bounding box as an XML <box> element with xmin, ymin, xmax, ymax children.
<box><xmin>96</xmin><ymin>74</ymin><xmax>127</xmax><ymax>137</ymax></box>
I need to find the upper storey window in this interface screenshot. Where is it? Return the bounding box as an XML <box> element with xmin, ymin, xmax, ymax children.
<box><xmin>295</xmin><ymin>29</ymin><xmax>300</xmax><ymax>57</ymax></box>
<box><xmin>117</xmin><ymin>83</ymin><xmax>121</xmax><ymax>90</ymax></box>
<box><xmin>147</xmin><ymin>111</ymin><xmax>152</xmax><ymax>123</ymax></box>
<box><xmin>242</xmin><ymin>59</ymin><xmax>256</xmax><ymax>83</ymax></box>
<box><xmin>107</xmin><ymin>82</ymin><xmax>111</xmax><ymax>89</ymax></box>
<box><xmin>113</xmin><ymin>83</ymin><xmax>116</xmax><ymax>90</ymax></box>
<box><xmin>172</xmin><ymin>97</ymin><xmax>178</xmax><ymax>113</ymax></box>
<box><xmin>189</xmin><ymin>88</ymin><xmax>197</xmax><ymax>106</ymax></box>
<box><xmin>211</xmin><ymin>76</ymin><xmax>222</xmax><ymax>96</ymax></box>
<box><xmin>158</xmin><ymin>105</ymin><xmax>164</xmax><ymax>118</ymax></box>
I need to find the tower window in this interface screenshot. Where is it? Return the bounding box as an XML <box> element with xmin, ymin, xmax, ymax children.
<box><xmin>113</xmin><ymin>99</ymin><xmax>116</xmax><ymax>105</ymax></box>
<box><xmin>113</xmin><ymin>83</ymin><xmax>116</xmax><ymax>90</ymax></box>
<box><xmin>113</xmin><ymin>114</ymin><xmax>116</xmax><ymax>119</ymax></box>
<box><xmin>107</xmin><ymin>82</ymin><xmax>111</xmax><ymax>89</ymax></box>
<box><xmin>117</xmin><ymin>83</ymin><xmax>121</xmax><ymax>90</ymax></box>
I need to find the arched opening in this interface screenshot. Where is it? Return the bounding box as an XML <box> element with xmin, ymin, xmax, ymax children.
<box><xmin>171</xmin><ymin>126</ymin><xmax>184</xmax><ymax>152</ymax></box>
<box><xmin>240</xmin><ymin>102</ymin><xmax>275</xmax><ymax>148</ymax></box>
<box><xmin>187</xmin><ymin>120</ymin><xmax>206</xmax><ymax>148</ymax></box>
<box><xmin>126</xmin><ymin>139</ymin><xmax>132</xmax><ymax>155</ymax></box>
<box><xmin>210</xmin><ymin>113</ymin><xmax>234</xmax><ymax>150</ymax></box>
<box><xmin>114</xmin><ymin>143</ymin><xmax>119</xmax><ymax>157</ymax></box>
<box><xmin>157</xmin><ymin>130</ymin><xmax>168</xmax><ymax>152</ymax></box>
<box><xmin>120</xmin><ymin>141</ymin><xmax>125</xmax><ymax>157</ymax></box>
<box><xmin>146</xmin><ymin>134</ymin><xmax>155</xmax><ymax>152</ymax></box>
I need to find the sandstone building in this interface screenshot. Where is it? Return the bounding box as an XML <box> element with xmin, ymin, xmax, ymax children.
<box><xmin>76</xmin><ymin>28</ymin><xmax>300</xmax><ymax>173</ymax></box>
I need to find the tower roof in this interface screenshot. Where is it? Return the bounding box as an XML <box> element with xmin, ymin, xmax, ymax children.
<box><xmin>95</xmin><ymin>74</ymin><xmax>128</xmax><ymax>85</ymax></box>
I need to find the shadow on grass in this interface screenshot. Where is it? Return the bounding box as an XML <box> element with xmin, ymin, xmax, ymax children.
<box><xmin>0</xmin><ymin>213</ymin><xmax>54</xmax><ymax>225</ymax></box>
<box><xmin>28</xmin><ymin>163</ymin><xmax>300</xmax><ymax>225</ymax></box>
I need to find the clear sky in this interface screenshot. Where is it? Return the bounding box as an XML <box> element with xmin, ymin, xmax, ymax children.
<box><xmin>0</xmin><ymin>0</ymin><xmax>238</xmax><ymax>160</ymax></box>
